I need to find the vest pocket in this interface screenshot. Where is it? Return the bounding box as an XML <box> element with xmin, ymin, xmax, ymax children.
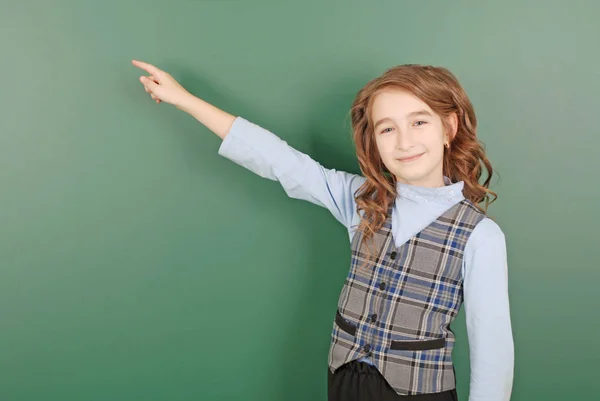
<box><xmin>390</xmin><ymin>337</ymin><xmax>445</xmax><ymax>351</ymax></box>
<box><xmin>335</xmin><ymin>310</ymin><xmax>357</xmax><ymax>336</ymax></box>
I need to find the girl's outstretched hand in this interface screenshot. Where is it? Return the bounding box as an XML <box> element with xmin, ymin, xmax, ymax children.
<box><xmin>132</xmin><ymin>60</ymin><xmax>192</xmax><ymax>108</ymax></box>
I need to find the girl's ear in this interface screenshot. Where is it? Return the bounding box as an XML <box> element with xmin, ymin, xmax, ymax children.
<box><xmin>447</xmin><ymin>112</ymin><xmax>459</xmax><ymax>141</ymax></box>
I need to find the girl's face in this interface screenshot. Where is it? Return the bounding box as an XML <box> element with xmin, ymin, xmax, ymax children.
<box><xmin>371</xmin><ymin>88</ymin><xmax>455</xmax><ymax>188</ymax></box>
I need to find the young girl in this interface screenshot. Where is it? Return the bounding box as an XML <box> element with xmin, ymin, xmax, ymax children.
<box><xmin>132</xmin><ymin>60</ymin><xmax>514</xmax><ymax>401</ymax></box>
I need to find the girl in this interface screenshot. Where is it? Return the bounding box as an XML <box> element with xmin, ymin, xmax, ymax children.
<box><xmin>132</xmin><ymin>60</ymin><xmax>514</xmax><ymax>401</ymax></box>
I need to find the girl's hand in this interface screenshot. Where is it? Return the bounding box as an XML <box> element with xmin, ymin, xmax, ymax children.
<box><xmin>132</xmin><ymin>59</ymin><xmax>193</xmax><ymax>108</ymax></box>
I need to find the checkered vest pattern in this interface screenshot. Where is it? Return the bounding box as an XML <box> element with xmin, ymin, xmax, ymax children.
<box><xmin>328</xmin><ymin>198</ymin><xmax>486</xmax><ymax>395</ymax></box>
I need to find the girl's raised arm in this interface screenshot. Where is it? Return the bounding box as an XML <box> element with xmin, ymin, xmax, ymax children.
<box><xmin>132</xmin><ymin>60</ymin><xmax>365</xmax><ymax>230</ymax></box>
<box><xmin>132</xmin><ymin>59</ymin><xmax>236</xmax><ymax>139</ymax></box>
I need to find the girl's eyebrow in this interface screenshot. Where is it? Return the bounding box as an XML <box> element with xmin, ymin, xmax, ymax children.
<box><xmin>406</xmin><ymin>109</ymin><xmax>433</xmax><ymax>118</ymax></box>
<box><xmin>374</xmin><ymin>110</ymin><xmax>433</xmax><ymax>128</ymax></box>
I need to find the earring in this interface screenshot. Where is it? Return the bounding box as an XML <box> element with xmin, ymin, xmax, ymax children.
<box><xmin>444</xmin><ymin>142</ymin><xmax>450</xmax><ymax>148</ymax></box>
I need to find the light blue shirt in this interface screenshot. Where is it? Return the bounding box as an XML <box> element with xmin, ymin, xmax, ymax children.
<box><xmin>218</xmin><ymin>116</ymin><xmax>514</xmax><ymax>401</ymax></box>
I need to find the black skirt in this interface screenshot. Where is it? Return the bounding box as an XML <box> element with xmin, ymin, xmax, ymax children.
<box><xmin>328</xmin><ymin>361</ymin><xmax>458</xmax><ymax>401</ymax></box>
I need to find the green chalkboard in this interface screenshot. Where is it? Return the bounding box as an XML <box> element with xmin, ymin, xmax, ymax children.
<box><xmin>1</xmin><ymin>2</ymin><xmax>598</xmax><ymax>400</ymax></box>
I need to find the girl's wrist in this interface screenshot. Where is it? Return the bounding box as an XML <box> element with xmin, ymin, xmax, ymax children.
<box><xmin>176</xmin><ymin>92</ymin><xmax>197</xmax><ymax>112</ymax></box>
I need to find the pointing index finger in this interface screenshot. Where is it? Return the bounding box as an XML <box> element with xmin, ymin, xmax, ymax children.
<box><xmin>132</xmin><ymin>60</ymin><xmax>163</xmax><ymax>78</ymax></box>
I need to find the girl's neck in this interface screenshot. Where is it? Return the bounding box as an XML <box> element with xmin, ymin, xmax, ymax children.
<box><xmin>395</xmin><ymin>175</ymin><xmax>447</xmax><ymax>188</ymax></box>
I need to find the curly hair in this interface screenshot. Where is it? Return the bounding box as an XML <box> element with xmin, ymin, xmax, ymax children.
<box><xmin>350</xmin><ymin>64</ymin><xmax>497</xmax><ymax>263</ymax></box>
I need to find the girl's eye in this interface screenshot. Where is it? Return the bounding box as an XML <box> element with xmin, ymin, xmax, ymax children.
<box><xmin>381</xmin><ymin>127</ymin><xmax>394</xmax><ymax>133</ymax></box>
<box><xmin>414</xmin><ymin>121</ymin><xmax>427</xmax><ymax>127</ymax></box>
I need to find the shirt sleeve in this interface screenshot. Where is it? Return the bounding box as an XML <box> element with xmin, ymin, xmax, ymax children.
<box><xmin>217</xmin><ymin>116</ymin><xmax>366</xmax><ymax>230</ymax></box>
<box><xmin>462</xmin><ymin>218</ymin><xmax>515</xmax><ymax>401</ymax></box>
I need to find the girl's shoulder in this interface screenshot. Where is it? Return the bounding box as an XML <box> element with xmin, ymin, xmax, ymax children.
<box><xmin>467</xmin><ymin>216</ymin><xmax>506</xmax><ymax>251</ymax></box>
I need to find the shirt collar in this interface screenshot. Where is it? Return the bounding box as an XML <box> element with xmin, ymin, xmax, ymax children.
<box><xmin>396</xmin><ymin>175</ymin><xmax>465</xmax><ymax>204</ymax></box>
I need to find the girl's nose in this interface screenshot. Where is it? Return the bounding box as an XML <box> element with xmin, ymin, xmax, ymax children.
<box><xmin>395</xmin><ymin>129</ymin><xmax>413</xmax><ymax>150</ymax></box>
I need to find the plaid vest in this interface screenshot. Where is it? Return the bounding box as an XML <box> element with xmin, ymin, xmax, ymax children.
<box><xmin>328</xmin><ymin>198</ymin><xmax>486</xmax><ymax>395</ymax></box>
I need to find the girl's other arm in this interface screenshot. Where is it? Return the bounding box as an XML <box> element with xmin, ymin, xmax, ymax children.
<box><xmin>462</xmin><ymin>220</ymin><xmax>515</xmax><ymax>401</ymax></box>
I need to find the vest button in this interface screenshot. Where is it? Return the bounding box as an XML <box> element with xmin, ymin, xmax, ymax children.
<box><xmin>363</xmin><ymin>344</ymin><xmax>371</xmax><ymax>353</ymax></box>
<box><xmin>370</xmin><ymin>313</ymin><xmax>378</xmax><ymax>323</ymax></box>
<box><xmin>390</xmin><ymin>251</ymin><xmax>397</xmax><ymax>260</ymax></box>
<box><xmin>379</xmin><ymin>282</ymin><xmax>386</xmax><ymax>290</ymax></box>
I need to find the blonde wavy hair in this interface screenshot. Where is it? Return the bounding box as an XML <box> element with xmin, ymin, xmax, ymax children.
<box><xmin>350</xmin><ymin>64</ymin><xmax>497</xmax><ymax>257</ymax></box>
